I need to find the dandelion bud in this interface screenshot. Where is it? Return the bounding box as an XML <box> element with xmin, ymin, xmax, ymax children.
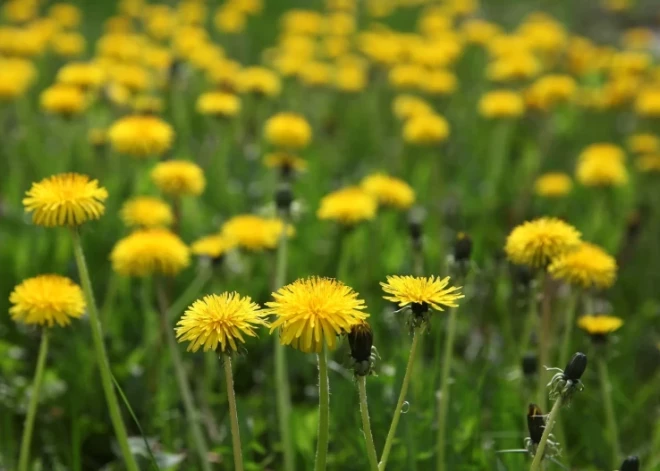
<box><xmin>348</xmin><ymin>322</ymin><xmax>374</xmax><ymax>376</ymax></box>
<box><xmin>275</xmin><ymin>183</ymin><xmax>294</xmax><ymax>212</ymax></box>
<box><xmin>563</xmin><ymin>352</ymin><xmax>587</xmax><ymax>382</ymax></box>
<box><xmin>408</xmin><ymin>207</ymin><xmax>425</xmax><ymax>245</ymax></box>
<box><xmin>526</xmin><ymin>404</ymin><xmax>544</xmax><ymax>444</ymax></box>
<box><xmin>522</xmin><ymin>353</ymin><xmax>538</xmax><ymax>377</ymax></box>
<box><xmin>453</xmin><ymin>232</ymin><xmax>472</xmax><ymax>262</ymax></box>
<box><xmin>620</xmin><ymin>456</ymin><xmax>640</xmax><ymax>471</ymax></box>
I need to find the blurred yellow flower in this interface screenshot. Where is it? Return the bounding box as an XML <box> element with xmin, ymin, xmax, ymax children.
<box><xmin>10</xmin><ymin>275</ymin><xmax>85</xmax><ymax>327</ymax></box>
<box><xmin>108</xmin><ymin>115</ymin><xmax>174</xmax><ymax>157</ymax></box>
<box><xmin>266</xmin><ymin>276</ymin><xmax>368</xmax><ymax>353</ymax></box>
<box><xmin>627</xmin><ymin>133</ymin><xmax>658</xmax><ymax>154</ymax></box>
<box><xmin>361</xmin><ymin>173</ymin><xmax>415</xmax><ymax>209</ymax></box>
<box><xmin>479</xmin><ymin>90</ymin><xmax>525</xmax><ymax>118</ymax></box>
<box><xmin>462</xmin><ymin>19</ymin><xmax>500</xmax><ymax>45</ymax></box>
<box><xmin>96</xmin><ymin>33</ymin><xmax>144</xmax><ymax>62</ymax></box>
<box><xmin>548</xmin><ymin>242</ymin><xmax>617</xmax><ymax>289</ymax></box>
<box><xmin>393</xmin><ymin>94</ymin><xmax>434</xmax><ymax>120</ymax></box>
<box><xmin>3</xmin><ymin>0</ymin><xmax>39</xmax><ymax>23</ymax></box>
<box><xmin>24</xmin><ymin>173</ymin><xmax>108</xmax><ymax>227</ymax></box>
<box><xmin>109</xmin><ymin>63</ymin><xmax>151</xmax><ymax>93</ymax></box>
<box><xmin>191</xmin><ymin>235</ymin><xmax>235</xmax><ymax>259</ymax></box>
<box><xmin>229</xmin><ymin>0</ymin><xmax>263</xmax><ymax>15</ymax></box>
<box><xmin>323</xmin><ymin>12</ymin><xmax>356</xmax><ymax>36</ymax></box>
<box><xmin>49</xmin><ymin>3</ymin><xmax>82</xmax><ymax>28</ymax></box>
<box><xmin>634</xmin><ymin>87</ymin><xmax>660</xmax><ymax>117</ymax></box>
<box><xmin>51</xmin><ymin>32</ymin><xmax>86</xmax><ymax>58</ymax></box>
<box><xmin>237</xmin><ymin>66</ymin><xmax>281</xmax><ymax>97</ymax></box>
<box><xmin>622</xmin><ymin>27</ymin><xmax>653</xmax><ymax>50</ymax></box>
<box><xmin>40</xmin><ymin>84</ymin><xmax>87</xmax><ymax>116</ymax></box>
<box><xmin>120</xmin><ymin>196</ymin><xmax>173</xmax><ymax>228</ymax></box>
<box><xmin>381</xmin><ymin>275</ymin><xmax>464</xmax><ymax>312</ymax></box>
<box><xmin>389</xmin><ymin>63</ymin><xmax>425</xmax><ymax>90</ymax></box>
<box><xmin>206</xmin><ymin>59</ymin><xmax>241</xmax><ymax>90</ymax></box>
<box><xmin>403</xmin><ymin>113</ymin><xmax>450</xmax><ymax>144</ymax></box>
<box><xmin>299</xmin><ymin>61</ymin><xmax>333</xmax><ymax>88</ymax></box>
<box><xmin>264</xmin><ymin>152</ymin><xmax>308</xmax><ymax>173</ymax></box>
<box><xmin>110</xmin><ymin>228</ymin><xmax>190</xmax><ymax>277</ymax></box>
<box><xmin>214</xmin><ymin>6</ymin><xmax>246</xmax><ymax>34</ymax></box>
<box><xmin>505</xmin><ymin>217</ymin><xmax>581</xmax><ymax>267</ymax></box>
<box><xmin>636</xmin><ymin>155</ymin><xmax>660</xmax><ymax>173</ymax></box>
<box><xmin>145</xmin><ymin>10</ymin><xmax>177</xmax><ymax>40</ymax></box>
<box><xmin>317</xmin><ymin>186</ymin><xmax>378</xmax><ymax>225</ymax></box>
<box><xmin>487</xmin><ymin>52</ymin><xmax>540</xmax><ymax>82</ymax></box>
<box><xmin>610</xmin><ymin>51</ymin><xmax>650</xmax><ymax>75</ymax></box>
<box><xmin>264</xmin><ymin>112</ymin><xmax>312</xmax><ymax>150</ymax></box>
<box><xmin>578</xmin><ymin>314</ymin><xmax>623</xmax><ymax>336</ymax></box>
<box><xmin>420</xmin><ymin>69</ymin><xmax>457</xmax><ymax>95</ymax></box>
<box><xmin>88</xmin><ymin>128</ymin><xmax>108</xmax><ymax>148</ymax></box>
<box><xmin>335</xmin><ymin>63</ymin><xmax>367</xmax><ymax>92</ymax></box>
<box><xmin>281</xmin><ymin>9</ymin><xmax>324</xmax><ymax>35</ymax></box>
<box><xmin>177</xmin><ymin>293</ymin><xmax>268</xmax><ymax>352</ymax></box>
<box><xmin>57</xmin><ymin>62</ymin><xmax>105</xmax><ymax>89</ymax></box>
<box><xmin>0</xmin><ymin>58</ymin><xmax>36</xmax><ymax>101</ymax></box>
<box><xmin>576</xmin><ymin>144</ymin><xmax>628</xmax><ymax>187</ymax></box>
<box><xmin>517</xmin><ymin>14</ymin><xmax>567</xmax><ymax>54</ymax></box>
<box><xmin>534</xmin><ymin>172</ymin><xmax>573</xmax><ymax>198</ymax></box>
<box><xmin>526</xmin><ymin>74</ymin><xmax>576</xmax><ymax>111</ymax></box>
<box><xmin>132</xmin><ymin>94</ymin><xmax>163</xmax><ymax>115</ymax></box>
<box><xmin>196</xmin><ymin>91</ymin><xmax>241</xmax><ymax>117</ymax></box>
<box><xmin>151</xmin><ymin>160</ymin><xmax>206</xmax><ymax>197</ymax></box>
<box><xmin>222</xmin><ymin>215</ymin><xmax>293</xmax><ymax>251</ymax></box>
<box><xmin>602</xmin><ymin>0</ymin><xmax>631</xmax><ymax>11</ymax></box>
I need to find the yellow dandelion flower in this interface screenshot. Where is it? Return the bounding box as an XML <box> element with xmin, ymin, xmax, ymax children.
<box><xmin>525</xmin><ymin>74</ymin><xmax>576</xmax><ymax>111</ymax></box>
<box><xmin>403</xmin><ymin>113</ymin><xmax>450</xmax><ymax>145</ymax></box>
<box><xmin>548</xmin><ymin>242</ymin><xmax>617</xmax><ymax>289</ymax></box>
<box><xmin>110</xmin><ymin>228</ymin><xmax>190</xmax><ymax>277</ymax></box>
<box><xmin>0</xmin><ymin>58</ymin><xmax>36</xmax><ymax>101</ymax></box>
<box><xmin>88</xmin><ymin>128</ymin><xmax>108</xmax><ymax>148</ymax></box>
<box><xmin>9</xmin><ymin>275</ymin><xmax>86</xmax><ymax>327</ymax></box>
<box><xmin>636</xmin><ymin>154</ymin><xmax>660</xmax><ymax>173</ymax></box>
<box><xmin>392</xmin><ymin>94</ymin><xmax>434</xmax><ymax>121</ymax></box>
<box><xmin>264</xmin><ymin>112</ymin><xmax>312</xmax><ymax>150</ymax></box>
<box><xmin>576</xmin><ymin>149</ymin><xmax>628</xmax><ymax>187</ymax></box>
<box><xmin>196</xmin><ymin>91</ymin><xmax>241</xmax><ymax>117</ymax></box>
<box><xmin>23</xmin><ymin>173</ymin><xmax>108</xmax><ymax>227</ymax></box>
<box><xmin>221</xmin><ymin>214</ymin><xmax>293</xmax><ymax>251</ymax></box>
<box><xmin>49</xmin><ymin>3</ymin><xmax>82</xmax><ymax>29</ymax></box>
<box><xmin>479</xmin><ymin>90</ymin><xmax>525</xmax><ymax>118</ymax></box>
<box><xmin>361</xmin><ymin>173</ymin><xmax>415</xmax><ymax>209</ymax></box>
<box><xmin>176</xmin><ymin>293</ymin><xmax>268</xmax><ymax>353</ymax></box>
<box><xmin>264</xmin><ymin>152</ymin><xmax>308</xmax><ymax>173</ymax></box>
<box><xmin>120</xmin><ymin>196</ymin><xmax>173</xmax><ymax>228</ymax></box>
<box><xmin>40</xmin><ymin>84</ymin><xmax>87</xmax><ymax>116</ymax></box>
<box><xmin>151</xmin><ymin>160</ymin><xmax>206</xmax><ymax>197</ymax></box>
<box><xmin>51</xmin><ymin>32</ymin><xmax>86</xmax><ymax>58</ymax></box>
<box><xmin>266</xmin><ymin>277</ymin><xmax>368</xmax><ymax>353</ymax></box>
<box><xmin>237</xmin><ymin>66</ymin><xmax>281</xmax><ymax>97</ymax></box>
<box><xmin>191</xmin><ymin>234</ymin><xmax>235</xmax><ymax>259</ymax></box>
<box><xmin>505</xmin><ymin>217</ymin><xmax>581</xmax><ymax>267</ymax></box>
<box><xmin>534</xmin><ymin>172</ymin><xmax>573</xmax><ymax>198</ymax></box>
<box><xmin>420</xmin><ymin>69</ymin><xmax>458</xmax><ymax>96</ymax></box>
<box><xmin>627</xmin><ymin>133</ymin><xmax>659</xmax><ymax>155</ymax></box>
<box><xmin>577</xmin><ymin>314</ymin><xmax>623</xmax><ymax>338</ymax></box>
<box><xmin>317</xmin><ymin>186</ymin><xmax>377</xmax><ymax>225</ymax></box>
<box><xmin>214</xmin><ymin>6</ymin><xmax>246</xmax><ymax>34</ymax></box>
<box><xmin>132</xmin><ymin>94</ymin><xmax>163</xmax><ymax>115</ymax></box>
<box><xmin>634</xmin><ymin>87</ymin><xmax>660</xmax><ymax>117</ymax></box>
<box><xmin>108</xmin><ymin>115</ymin><xmax>174</xmax><ymax>158</ymax></box>
<box><xmin>57</xmin><ymin>62</ymin><xmax>105</xmax><ymax>89</ymax></box>
<box><xmin>381</xmin><ymin>275</ymin><xmax>464</xmax><ymax>312</ymax></box>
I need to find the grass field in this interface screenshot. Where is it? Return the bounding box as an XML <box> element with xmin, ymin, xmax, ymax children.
<box><xmin>1</xmin><ymin>0</ymin><xmax>660</xmax><ymax>470</ymax></box>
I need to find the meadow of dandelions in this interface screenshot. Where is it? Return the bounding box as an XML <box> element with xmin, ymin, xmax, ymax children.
<box><xmin>1</xmin><ymin>0</ymin><xmax>660</xmax><ymax>470</ymax></box>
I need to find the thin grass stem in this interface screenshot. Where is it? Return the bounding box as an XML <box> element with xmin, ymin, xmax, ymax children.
<box><xmin>223</xmin><ymin>355</ymin><xmax>244</xmax><ymax>471</ymax></box>
<box><xmin>436</xmin><ymin>306</ymin><xmax>458</xmax><ymax>471</ymax></box>
<box><xmin>315</xmin><ymin>346</ymin><xmax>330</xmax><ymax>471</ymax></box>
<box><xmin>529</xmin><ymin>396</ymin><xmax>563</xmax><ymax>471</ymax></box>
<box><xmin>357</xmin><ymin>376</ymin><xmax>379</xmax><ymax>471</ymax></box>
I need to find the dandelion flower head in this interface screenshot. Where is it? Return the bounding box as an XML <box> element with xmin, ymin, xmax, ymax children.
<box><xmin>196</xmin><ymin>91</ymin><xmax>241</xmax><ymax>117</ymax></box>
<box><xmin>479</xmin><ymin>90</ymin><xmax>525</xmax><ymax>118</ymax></box>
<box><xmin>110</xmin><ymin>228</ymin><xmax>190</xmax><ymax>277</ymax></box>
<box><xmin>578</xmin><ymin>314</ymin><xmax>623</xmax><ymax>336</ymax></box>
<box><xmin>10</xmin><ymin>274</ymin><xmax>86</xmax><ymax>327</ymax></box>
<box><xmin>402</xmin><ymin>113</ymin><xmax>450</xmax><ymax>145</ymax></box>
<box><xmin>534</xmin><ymin>172</ymin><xmax>573</xmax><ymax>198</ymax></box>
<box><xmin>40</xmin><ymin>83</ymin><xmax>87</xmax><ymax>116</ymax></box>
<box><xmin>576</xmin><ymin>143</ymin><xmax>628</xmax><ymax>187</ymax></box>
<box><xmin>381</xmin><ymin>275</ymin><xmax>464</xmax><ymax>313</ymax></box>
<box><xmin>108</xmin><ymin>114</ymin><xmax>174</xmax><ymax>158</ymax></box>
<box><xmin>23</xmin><ymin>173</ymin><xmax>108</xmax><ymax>227</ymax></box>
<box><xmin>263</xmin><ymin>152</ymin><xmax>308</xmax><ymax>173</ymax></box>
<box><xmin>176</xmin><ymin>293</ymin><xmax>268</xmax><ymax>353</ymax></box>
<box><xmin>222</xmin><ymin>214</ymin><xmax>293</xmax><ymax>251</ymax></box>
<box><xmin>120</xmin><ymin>196</ymin><xmax>173</xmax><ymax>228</ymax></box>
<box><xmin>264</xmin><ymin>112</ymin><xmax>312</xmax><ymax>150</ymax></box>
<box><xmin>151</xmin><ymin>160</ymin><xmax>206</xmax><ymax>196</ymax></box>
<box><xmin>266</xmin><ymin>276</ymin><xmax>368</xmax><ymax>353</ymax></box>
<box><xmin>627</xmin><ymin>133</ymin><xmax>659</xmax><ymax>155</ymax></box>
<box><xmin>548</xmin><ymin>242</ymin><xmax>617</xmax><ymax>289</ymax></box>
<box><xmin>317</xmin><ymin>186</ymin><xmax>377</xmax><ymax>225</ymax></box>
<box><xmin>505</xmin><ymin>217</ymin><xmax>581</xmax><ymax>267</ymax></box>
<box><xmin>361</xmin><ymin>173</ymin><xmax>415</xmax><ymax>209</ymax></box>
<box><xmin>191</xmin><ymin>234</ymin><xmax>235</xmax><ymax>259</ymax></box>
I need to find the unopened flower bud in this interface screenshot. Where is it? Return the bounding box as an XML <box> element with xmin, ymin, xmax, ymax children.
<box><xmin>526</xmin><ymin>403</ymin><xmax>544</xmax><ymax>444</ymax></box>
<box><xmin>275</xmin><ymin>184</ymin><xmax>294</xmax><ymax>212</ymax></box>
<box><xmin>453</xmin><ymin>232</ymin><xmax>472</xmax><ymax>262</ymax></box>
<box><xmin>564</xmin><ymin>352</ymin><xmax>587</xmax><ymax>382</ymax></box>
<box><xmin>620</xmin><ymin>456</ymin><xmax>640</xmax><ymax>471</ymax></box>
<box><xmin>522</xmin><ymin>353</ymin><xmax>537</xmax><ymax>377</ymax></box>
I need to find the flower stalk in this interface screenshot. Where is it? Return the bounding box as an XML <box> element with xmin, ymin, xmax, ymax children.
<box><xmin>17</xmin><ymin>329</ymin><xmax>49</xmax><ymax>471</ymax></box>
<box><xmin>71</xmin><ymin>229</ymin><xmax>139</xmax><ymax>471</ymax></box>
<box><xmin>436</xmin><ymin>306</ymin><xmax>458</xmax><ymax>471</ymax></box>
<box><xmin>223</xmin><ymin>355</ymin><xmax>244</xmax><ymax>471</ymax></box>
<box><xmin>529</xmin><ymin>395</ymin><xmax>563</xmax><ymax>471</ymax></box>
<box><xmin>559</xmin><ymin>290</ymin><xmax>580</xmax><ymax>369</ymax></box>
<box><xmin>379</xmin><ymin>327</ymin><xmax>422</xmax><ymax>471</ymax></box>
<box><xmin>358</xmin><ymin>376</ymin><xmax>379</xmax><ymax>471</ymax></box>
<box><xmin>597</xmin><ymin>356</ymin><xmax>621</xmax><ymax>464</ymax></box>
<box><xmin>316</xmin><ymin>346</ymin><xmax>330</xmax><ymax>471</ymax></box>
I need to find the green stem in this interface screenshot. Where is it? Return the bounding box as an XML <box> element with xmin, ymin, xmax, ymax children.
<box><xmin>597</xmin><ymin>357</ymin><xmax>621</xmax><ymax>465</ymax></box>
<box><xmin>358</xmin><ymin>376</ymin><xmax>379</xmax><ymax>471</ymax></box>
<box><xmin>17</xmin><ymin>329</ymin><xmax>49</xmax><ymax>471</ymax></box>
<box><xmin>70</xmin><ymin>229</ymin><xmax>139</xmax><ymax>471</ymax></box>
<box><xmin>315</xmin><ymin>346</ymin><xmax>330</xmax><ymax>471</ymax></box>
<box><xmin>157</xmin><ymin>284</ymin><xmax>212</xmax><ymax>471</ymax></box>
<box><xmin>378</xmin><ymin>328</ymin><xmax>422</xmax><ymax>471</ymax></box>
<box><xmin>537</xmin><ymin>275</ymin><xmax>552</xmax><ymax>411</ymax></box>
<box><xmin>436</xmin><ymin>307</ymin><xmax>458</xmax><ymax>471</ymax></box>
<box><xmin>559</xmin><ymin>290</ymin><xmax>580</xmax><ymax>369</ymax></box>
<box><xmin>519</xmin><ymin>283</ymin><xmax>538</xmax><ymax>359</ymax></box>
<box><xmin>274</xmin><ymin>212</ymin><xmax>295</xmax><ymax>471</ymax></box>
<box><xmin>223</xmin><ymin>356</ymin><xmax>244</xmax><ymax>471</ymax></box>
<box><xmin>529</xmin><ymin>396</ymin><xmax>563</xmax><ymax>471</ymax></box>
